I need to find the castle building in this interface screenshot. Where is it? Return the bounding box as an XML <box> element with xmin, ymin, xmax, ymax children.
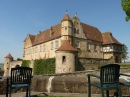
<box><xmin>23</xmin><ymin>12</ymin><xmax>123</xmax><ymax>63</ymax></box>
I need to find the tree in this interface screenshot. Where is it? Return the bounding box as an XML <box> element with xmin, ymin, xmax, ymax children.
<box><xmin>122</xmin><ymin>44</ymin><xmax>129</xmax><ymax>63</ymax></box>
<box><xmin>17</xmin><ymin>58</ymin><xmax>23</xmax><ymax>61</ymax></box>
<box><xmin>121</xmin><ymin>0</ymin><xmax>130</xmax><ymax>21</ymax></box>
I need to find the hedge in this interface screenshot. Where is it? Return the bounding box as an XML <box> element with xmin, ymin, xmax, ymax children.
<box><xmin>33</xmin><ymin>58</ymin><xmax>55</xmax><ymax>75</ymax></box>
<box><xmin>21</xmin><ymin>60</ymin><xmax>30</xmax><ymax>67</ymax></box>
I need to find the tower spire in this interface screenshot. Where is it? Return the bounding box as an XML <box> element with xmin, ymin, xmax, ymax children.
<box><xmin>61</xmin><ymin>10</ymin><xmax>72</xmax><ymax>22</ymax></box>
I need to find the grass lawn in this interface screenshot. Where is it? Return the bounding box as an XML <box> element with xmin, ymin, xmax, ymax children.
<box><xmin>120</xmin><ymin>63</ymin><xmax>130</xmax><ymax>68</ymax></box>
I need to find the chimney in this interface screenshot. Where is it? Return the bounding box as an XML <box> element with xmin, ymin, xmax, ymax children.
<box><xmin>50</xmin><ymin>26</ymin><xmax>53</xmax><ymax>37</ymax></box>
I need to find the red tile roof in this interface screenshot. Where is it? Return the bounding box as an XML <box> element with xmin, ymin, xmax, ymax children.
<box><xmin>56</xmin><ymin>40</ymin><xmax>78</xmax><ymax>51</ymax></box>
<box><xmin>5</xmin><ymin>53</ymin><xmax>13</xmax><ymax>59</ymax></box>
<box><xmin>23</xmin><ymin>34</ymin><xmax>36</xmax><ymax>43</ymax></box>
<box><xmin>32</xmin><ymin>24</ymin><xmax>61</xmax><ymax>46</ymax></box>
<box><xmin>26</xmin><ymin>13</ymin><xmax>121</xmax><ymax>48</ymax></box>
<box><xmin>81</xmin><ymin>23</ymin><xmax>103</xmax><ymax>42</ymax></box>
<box><xmin>29</xmin><ymin>34</ymin><xmax>36</xmax><ymax>43</ymax></box>
<box><xmin>102</xmin><ymin>32</ymin><xmax>123</xmax><ymax>45</ymax></box>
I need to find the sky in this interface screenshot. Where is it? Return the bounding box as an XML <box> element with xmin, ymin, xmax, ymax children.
<box><xmin>0</xmin><ymin>0</ymin><xmax>130</xmax><ymax>63</ymax></box>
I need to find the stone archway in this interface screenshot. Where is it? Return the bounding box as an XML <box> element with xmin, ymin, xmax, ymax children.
<box><xmin>15</xmin><ymin>64</ymin><xmax>20</xmax><ymax>67</ymax></box>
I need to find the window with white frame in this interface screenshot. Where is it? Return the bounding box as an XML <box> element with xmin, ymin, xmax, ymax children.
<box><xmin>55</xmin><ymin>41</ymin><xmax>59</xmax><ymax>49</ymax></box>
<box><xmin>51</xmin><ymin>42</ymin><xmax>53</xmax><ymax>50</ymax></box>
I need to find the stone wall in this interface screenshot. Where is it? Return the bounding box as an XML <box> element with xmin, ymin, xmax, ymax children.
<box><xmin>78</xmin><ymin>57</ymin><xmax>115</xmax><ymax>70</ymax></box>
<box><xmin>0</xmin><ymin>68</ymin><xmax>130</xmax><ymax>95</ymax></box>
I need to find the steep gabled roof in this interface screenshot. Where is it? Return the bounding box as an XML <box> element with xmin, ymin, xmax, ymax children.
<box><xmin>81</xmin><ymin>23</ymin><xmax>103</xmax><ymax>42</ymax></box>
<box><xmin>61</xmin><ymin>13</ymin><xmax>72</xmax><ymax>22</ymax></box>
<box><xmin>5</xmin><ymin>53</ymin><xmax>13</xmax><ymax>59</ymax></box>
<box><xmin>23</xmin><ymin>34</ymin><xmax>36</xmax><ymax>43</ymax></box>
<box><xmin>56</xmin><ymin>40</ymin><xmax>77</xmax><ymax>51</ymax></box>
<box><xmin>102</xmin><ymin>32</ymin><xmax>123</xmax><ymax>45</ymax></box>
<box><xmin>29</xmin><ymin>34</ymin><xmax>36</xmax><ymax>43</ymax></box>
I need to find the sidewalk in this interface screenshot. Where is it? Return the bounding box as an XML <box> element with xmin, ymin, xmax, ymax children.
<box><xmin>0</xmin><ymin>91</ymin><xmax>102</xmax><ymax>97</ymax></box>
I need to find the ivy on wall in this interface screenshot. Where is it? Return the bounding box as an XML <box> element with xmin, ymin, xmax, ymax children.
<box><xmin>33</xmin><ymin>58</ymin><xmax>55</xmax><ymax>75</ymax></box>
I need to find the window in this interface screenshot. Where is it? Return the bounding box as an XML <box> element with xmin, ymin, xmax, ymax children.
<box><xmin>35</xmin><ymin>47</ymin><xmax>38</xmax><ymax>53</ymax></box>
<box><xmin>62</xmin><ymin>56</ymin><xmax>66</xmax><ymax>63</ymax></box>
<box><xmin>74</xmin><ymin>28</ymin><xmax>76</xmax><ymax>33</ymax></box>
<box><xmin>87</xmin><ymin>41</ymin><xmax>90</xmax><ymax>51</ymax></box>
<box><xmin>65</xmin><ymin>27</ymin><xmax>67</xmax><ymax>30</ymax></box>
<box><xmin>94</xmin><ymin>44</ymin><xmax>97</xmax><ymax>52</ymax></box>
<box><xmin>33</xmin><ymin>48</ymin><xmax>35</xmax><ymax>54</ymax></box>
<box><xmin>55</xmin><ymin>41</ymin><xmax>59</xmax><ymax>49</ymax></box>
<box><xmin>76</xmin><ymin>41</ymin><xmax>80</xmax><ymax>48</ymax></box>
<box><xmin>43</xmin><ymin>44</ymin><xmax>46</xmax><ymax>52</ymax></box>
<box><xmin>40</xmin><ymin>45</ymin><xmax>42</xmax><ymax>52</ymax></box>
<box><xmin>100</xmin><ymin>45</ymin><xmax>102</xmax><ymax>52</ymax></box>
<box><xmin>77</xmin><ymin>29</ymin><xmax>79</xmax><ymax>34</ymax></box>
<box><xmin>30</xmin><ymin>49</ymin><xmax>31</xmax><ymax>54</ymax></box>
<box><xmin>51</xmin><ymin>42</ymin><xmax>53</xmax><ymax>50</ymax></box>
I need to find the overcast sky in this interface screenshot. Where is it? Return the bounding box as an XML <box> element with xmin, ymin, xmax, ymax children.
<box><xmin>0</xmin><ymin>0</ymin><xmax>130</xmax><ymax>63</ymax></box>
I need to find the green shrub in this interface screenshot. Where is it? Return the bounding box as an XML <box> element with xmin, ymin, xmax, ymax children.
<box><xmin>33</xmin><ymin>58</ymin><xmax>55</xmax><ymax>75</ymax></box>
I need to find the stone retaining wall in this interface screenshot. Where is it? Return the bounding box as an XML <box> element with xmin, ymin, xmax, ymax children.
<box><xmin>0</xmin><ymin>68</ymin><xmax>130</xmax><ymax>95</ymax></box>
